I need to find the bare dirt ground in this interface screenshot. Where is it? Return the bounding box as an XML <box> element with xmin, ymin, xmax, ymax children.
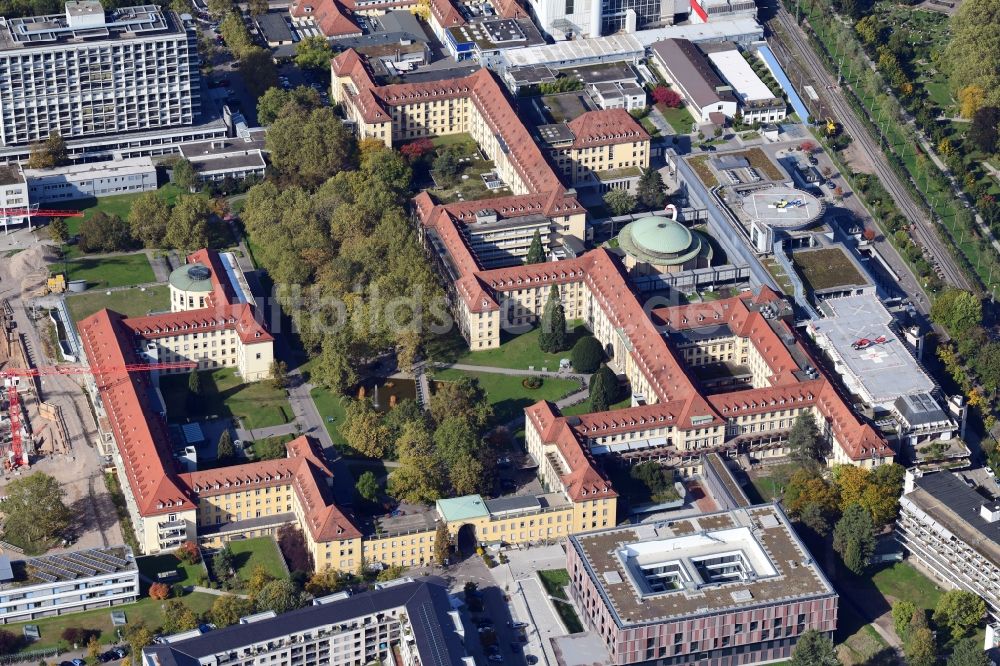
<box><xmin>0</xmin><ymin>452</ymin><xmax>123</xmax><ymax>552</ymax></box>
<box><xmin>839</xmin><ymin>140</ymin><xmax>877</xmax><ymax>175</ymax></box>
<box><xmin>0</xmin><ymin>230</ymin><xmax>125</xmax><ymax>555</ymax></box>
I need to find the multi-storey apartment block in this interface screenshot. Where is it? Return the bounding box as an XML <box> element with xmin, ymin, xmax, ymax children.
<box><xmin>332</xmin><ymin>49</ymin><xmax>589</xmax><ymax>272</ymax></box>
<box><xmin>539</xmin><ymin>108</ymin><xmax>651</xmax><ymax>192</ymax></box>
<box><xmin>143</xmin><ymin>579</ymin><xmax>472</xmax><ymax>666</ymax></box>
<box><xmin>567</xmin><ymin>505</ymin><xmax>838</xmax><ymax>665</ymax></box>
<box><xmin>897</xmin><ymin>470</ymin><xmax>1000</xmax><ymax>621</ymax></box>
<box><xmin>0</xmin><ymin>1</ymin><xmax>200</xmax><ymax>147</ymax></box>
<box><xmin>0</xmin><ymin>546</ymin><xmax>138</xmax><ymax>624</ymax></box>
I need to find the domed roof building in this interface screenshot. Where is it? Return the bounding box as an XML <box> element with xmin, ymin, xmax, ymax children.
<box><xmin>616</xmin><ymin>215</ymin><xmax>713</xmax><ymax>275</ymax></box>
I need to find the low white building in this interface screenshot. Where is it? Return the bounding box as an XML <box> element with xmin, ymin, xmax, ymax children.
<box><xmin>0</xmin><ymin>164</ymin><xmax>29</xmax><ymax>233</ymax></box>
<box><xmin>587</xmin><ymin>81</ymin><xmax>646</xmax><ymax>111</ymax></box>
<box><xmin>24</xmin><ymin>157</ymin><xmax>157</xmax><ymax>203</ymax></box>
<box><xmin>705</xmin><ymin>47</ymin><xmax>786</xmax><ymax>123</ymax></box>
<box><xmin>177</xmin><ymin>130</ymin><xmax>267</xmax><ymax>184</ymax></box>
<box><xmin>0</xmin><ymin>546</ymin><xmax>138</xmax><ymax>624</ymax></box>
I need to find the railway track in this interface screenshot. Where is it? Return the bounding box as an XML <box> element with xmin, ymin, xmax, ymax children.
<box><xmin>769</xmin><ymin>9</ymin><xmax>972</xmax><ymax>291</ymax></box>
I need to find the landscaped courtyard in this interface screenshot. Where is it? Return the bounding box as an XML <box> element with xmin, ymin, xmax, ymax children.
<box><xmin>430</xmin><ymin>368</ymin><xmax>581</xmax><ymax>426</ymax></box>
<box><xmin>65</xmin><ymin>284</ymin><xmax>170</xmax><ymax>322</ymax></box>
<box><xmin>227</xmin><ymin>537</ymin><xmax>288</xmax><ymax>582</ymax></box>
<box><xmin>159</xmin><ymin>367</ymin><xmax>292</xmax><ymax>430</ymax></box>
<box><xmin>136</xmin><ymin>552</ymin><xmax>206</xmax><ymax>589</ymax></box>
<box><xmin>454</xmin><ymin>322</ymin><xmax>589</xmax><ymax>371</ymax></box>
<box><xmin>426</xmin><ymin>134</ymin><xmax>510</xmax><ymax>205</ymax></box>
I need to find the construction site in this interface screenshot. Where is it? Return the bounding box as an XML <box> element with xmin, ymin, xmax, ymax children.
<box><xmin>0</xmin><ymin>242</ymin><xmax>123</xmax><ymax>553</ymax></box>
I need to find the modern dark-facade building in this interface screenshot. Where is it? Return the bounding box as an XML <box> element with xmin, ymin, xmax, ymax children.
<box><xmin>142</xmin><ymin>579</ymin><xmax>472</xmax><ymax>666</ymax></box>
<box><xmin>0</xmin><ymin>1</ymin><xmax>200</xmax><ymax>147</ymax></box>
<box><xmin>567</xmin><ymin>504</ymin><xmax>838</xmax><ymax>665</ymax></box>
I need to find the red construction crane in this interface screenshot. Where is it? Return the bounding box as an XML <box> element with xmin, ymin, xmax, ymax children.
<box><xmin>1</xmin><ymin>361</ymin><xmax>196</xmax><ymax>468</ymax></box>
<box><xmin>0</xmin><ymin>209</ymin><xmax>83</xmax><ymax>218</ymax></box>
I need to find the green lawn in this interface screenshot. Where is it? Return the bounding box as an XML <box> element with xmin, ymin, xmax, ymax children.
<box><xmin>5</xmin><ymin>592</ymin><xmax>217</xmax><ymax>652</ymax></box>
<box><xmin>159</xmin><ymin>367</ymin><xmax>292</xmax><ymax>430</ymax></box>
<box><xmin>65</xmin><ymin>285</ymin><xmax>170</xmax><ymax>322</ymax></box>
<box><xmin>538</xmin><ymin>569</ymin><xmax>570</xmax><ymax>599</ymax></box>
<box><xmin>310</xmin><ymin>386</ymin><xmax>349</xmax><ymax>448</ymax></box>
<box><xmin>431</xmin><ymin>369</ymin><xmax>581</xmax><ymax>425</ymax></box>
<box><xmin>136</xmin><ymin>553</ymin><xmax>206</xmax><ymax>588</ymax></box>
<box><xmin>227</xmin><ymin>537</ymin><xmax>288</xmax><ymax>582</ymax></box>
<box><xmin>60</xmin><ymin>252</ymin><xmax>156</xmax><ymax>290</ymax></box>
<box><xmin>55</xmin><ymin>184</ymin><xmax>186</xmax><ymax>237</ymax></box>
<box><xmin>538</xmin><ymin>569</ymin><xmax>584</xmax><ymax>633</ymax></box>
<box><xmin>871</xmin><ymin>561</ymin><xmax>942</xmax><ymax>610</ymax></box>
<box><xmin>745</xmin><ymin>472</ymin><xmax>784</xmax><ymax>503</ymax></box>
<box><xmin>454</xmin><ymin>322</ymin><xmax>589</xmax><ymax>371</ymax></box>
<box><xmin>658</xmin><ymin>104</ymin><xmax>695</xmax><ymax>133</ymax></box>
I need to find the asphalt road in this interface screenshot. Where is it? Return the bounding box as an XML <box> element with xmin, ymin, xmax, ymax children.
<box><xmin>767</xmin><ymin>7</ymin><xmax>972</xmax><ymax>291</ymax></box>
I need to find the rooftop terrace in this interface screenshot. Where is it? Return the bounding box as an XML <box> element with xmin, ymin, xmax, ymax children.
<box><xmin>570</xmin><ymin>505</ymin><xmax>834</xmax><ymax>625</ymax></box>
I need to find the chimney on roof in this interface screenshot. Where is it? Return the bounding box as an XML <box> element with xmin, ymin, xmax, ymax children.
<box><xmin>981</xmin><ymin>503</ymin><xmax>1000</xmax><ymax>523</ymax></box>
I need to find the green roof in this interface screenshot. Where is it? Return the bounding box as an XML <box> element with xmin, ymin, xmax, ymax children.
<box><xmin>617</xmin><ymin>216</ymin><xmax>703</xmax><ymax>266</ymax></box>
<box><xmin>436</xmin><ymin>495</ymin><xmax>489</xmax><ymax>522</ymax></box>
<box><xmin>168</xmin><ymin>263</ymin><xmax>214</xmax><ymax>292</ymax></box>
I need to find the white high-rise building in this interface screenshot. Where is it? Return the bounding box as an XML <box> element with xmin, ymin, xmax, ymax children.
<box><xmin>0</xmin><ymin>1</ymin><xmax>200</xmax><ymax>147</ymax></box>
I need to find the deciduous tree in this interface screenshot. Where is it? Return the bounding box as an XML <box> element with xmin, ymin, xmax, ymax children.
<box><xmin>255</xmin><ymin>579</ymin><xmax>300</xmax><ymax>614</ymax></box>
<box><xmin>355</xmin><ymin>471</ymin><xmax>379</xmax><ymax>502</ymax></box>
<box><xmin>970</xmin><ymin>106</ymin><xmax>1000</xmax><ymax>154</ymax></box>
<box><xmin>26</xmin><ymin>131</ymin><xmax>67</xmax><ymax>169</ymax></box>
<box><xmin>256</xmin><ymin>86</ymin><xmax>322</xmax><ymax>125</ymax></box>
<box><xmin>78</xmin><ymin>211</ymin><xmax>133</xmax><ymax>253</ymax></box>
<box><xmin>49</xmin><ymin>217</ymin><xmax>68</xmax><ymax>243</ymax></box>
<box><xmin>240</xmin><ymin>47</ymin><xmax>279</xmax><ymax>100</ymax></box>
<box><xmin>429</xmin><ymin>376</ymin><xmax>491</xmax><ymax>430</ymax></box>
<box><xmin>266</xmin><ymin>106</ymin><xmax>354</xmax><ymax>188</ymax></box>
<box><xmin>0</xmin><ymin>472</ymin><xmax>71</xmax><ymax>553</ymax></box>
<box><xmin>931</xmin><ymin>289</ymin><xmax>982</xmax><ymax>336</ymax></box>
<box><xmin>944</xmin><ymin>0</ymin><xmax>1000</xmax><ymax>109</ymax></box>
<box><xmin>651</xmin><ymin>85</ymin><xmax>682</xmax><ymax>108</ymax></box>
<box><xmin>128</xmin><ymin>191</ymin><xmax>171</xmax><ymax>248</ymax></box>
<box><xmin>934</xmin><ymin>589</ymin><xmax>986</xmax><ymax>639</ymax></box>
<box><xmin>149</xmin><ymin>582</ymin><xmax>170</xmax><ymax>600</ymax></box>
<box><xmin>207</xmin><ymin>0</ymin><xmax>234</xmax><ymax>18</ymax></box>
<box><xmin>165</xmin><ymin>195</ymin><xmax>211</xmax><ymax>251</ymax></box>
<box><xmin>905</xmin><ymin>626</ymin><xmax>937</xmax><ymax>666</ymax></box>
<box><xmin>161</xmin><ymin>599</ymin><xmax>199</xmax><ymax>635</ymax></box>
<box><xmin>789</xmin><ymin>630</ymin><xmax>841</xmax><ymax>665</ymax></box>
<box><xmin>294</xmin><ymin>35</ymin><xmax>332</xmax><ymax>72</ymax></box>
<box><xmin>387</xmin><ymin>421</ymin><xmax>445</xmax><ymax>503</ymax></box>
<box><xmin>949</xmin><ymin>637</ymin><xmax>989</xmax><ymax>666</ymax></box>
<box><xmin>604</xmin><ymin>188</ymin><xmax>636</xmax><ymax>217</ymax></box>
<box><xmin>342</xmin><ymin>399</ymin><xmax>390</xmax><ymax>458</ymax></box>
<box><xmin>210</xmin><ymin>594</ymin><xmax>256</xmax><ymax>627</ymax></box>
<box><xmin>247</xmin><ymin>0</ymin><xmax>268</xmax><ymax>15</ymax></box>
<box><xmin>246</xmin><ymin>565</ymin><xmax>275</xmax><ymax>599</ymax></box>
<box><xmin>892</xmin><ymin>601</ymin><xmax>916</xmax><ymax>639</ymax></box>
<box><xmin>277</xmin><ymin>524</ymin><xmax>312</xmax><ymax>573</ymax></box>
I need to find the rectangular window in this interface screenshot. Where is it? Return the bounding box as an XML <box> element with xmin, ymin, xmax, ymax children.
<box><xmin>565</xmin><ymin>0</ymin><xmax>574</xmax><ymax>11</ymax></box>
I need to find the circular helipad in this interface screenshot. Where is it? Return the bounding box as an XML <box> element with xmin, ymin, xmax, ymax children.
<box><xmin>742</xmin><ymin>186</ymin><xmax>824</xmax><ymax>230</ymax></box>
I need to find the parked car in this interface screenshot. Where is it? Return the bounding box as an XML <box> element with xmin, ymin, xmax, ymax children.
<box><xmin>487</xmin><ymin>655</ymin><xmax>503</xmax><ymax>663</ymax></box>
<box><xmin>71</xmin><ymin>659</ymin><xmax>87</xmax><ymax>666</ymax></box>
<box><xmin>526</xmin><ymin>655</ymin><xmax>539</xmax><ymax>665</ymax></box>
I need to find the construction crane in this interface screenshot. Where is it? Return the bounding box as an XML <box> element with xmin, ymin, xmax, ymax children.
<box><xmin>1</xmin><ymin>361</ymin><xmax>196</xmax><ymax>469</ymax></box>
<box><xmin>0</xmin><ymin>209</ymin><xmax>83</xmax><ymax>218</ymax></box>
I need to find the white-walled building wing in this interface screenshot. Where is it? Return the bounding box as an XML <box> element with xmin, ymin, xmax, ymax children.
<box><xmin>501</xmin><ymin>33</ymin><xmax>643</xmax><ymax>69</ymax></box>
<box><xmin>24</xmin><ymin>157</ymin><xmax>157</xmax><ymax>203</ymax></box>
<box><xmin>0</xmin><ymin>546</ymin><xmax>138</xmax><ymax>624</ymax></box>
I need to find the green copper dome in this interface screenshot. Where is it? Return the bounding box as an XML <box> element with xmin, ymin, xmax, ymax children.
<box><xmin>617</xmin><ymin>216</ymin><xmax>704</xmax><ymax>266</ymax></box>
